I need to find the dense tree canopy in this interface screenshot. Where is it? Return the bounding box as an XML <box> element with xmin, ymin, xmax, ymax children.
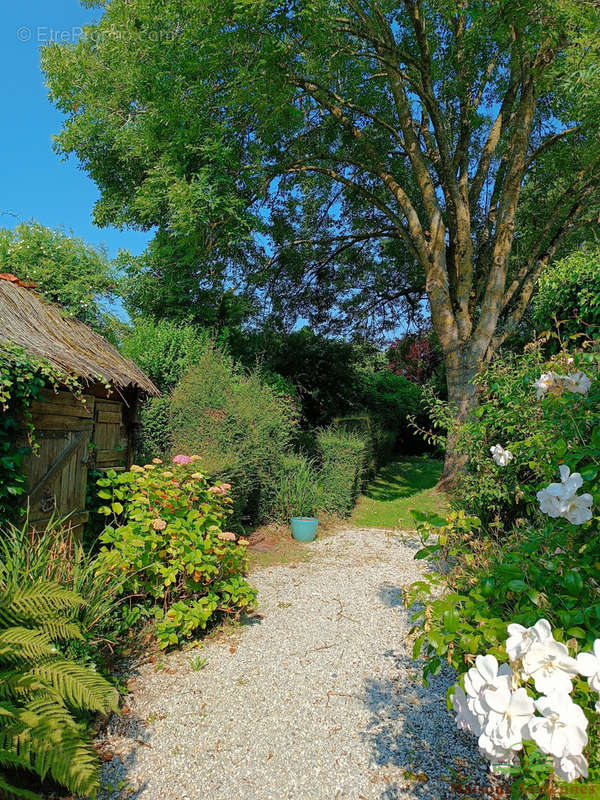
<box><xmin>43</xmin><ymin>0</ymin><xmax>600</xmax><ymax>475</ymax></box>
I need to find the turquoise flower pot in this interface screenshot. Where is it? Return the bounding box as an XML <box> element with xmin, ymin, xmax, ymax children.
<box><xmin>290</xmin><ymin>516</ymin><xmax>318</xmax><ymax>542</ymax></box>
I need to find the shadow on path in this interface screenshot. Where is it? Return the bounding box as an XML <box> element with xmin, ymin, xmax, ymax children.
<box><xmin>363</xmin><ymin>650</ymin><xmax>490</xmax><ymax>799</ymax></box>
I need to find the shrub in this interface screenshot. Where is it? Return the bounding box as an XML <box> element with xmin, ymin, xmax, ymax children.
<box><xmin>138</xmin><ymin>396</ymin><xmax>172</xmax><ymax>462</ymax></box>
<box><xmin>0</xmin><ymin>580</ymin><xmax>118</xmax><ymax>799</ymax></box>
<box><xmin>359</xmin><ymin>369</ymin><xmax>423</xmax><ymax>441</ymax></box>
<box><xmin>406</xmin><ymin>340</ymin><xmax>600</xmax><ymax>797</ymax></box>
<box><xmin>261</xmin><ymin>453</ymin><xmax>321</xmax><ymax>521</ymax></box>
<box><xmin>317</xmin><ymin>427</ymin><xmax>370</xmax><ymax>517</ymax></box>
<box><xmin>427</xmin><ymin>345</ymin><xmax>600</xmax><ymax>527</ymax></box>
<box><xmin>230</xmin><ymin>326</ymin><xmax>377</xmax><ymax>427</ymax></box>
<box><xmin>169</xmin><ymin>342</ymin><xmax>298</xmax><ymax>526</ymax></box>
<box><xmin>95</xmin><ymin>459</ymin><xmax>257</xmax><ymax>649</ymax></box>
<box><xmin>532</xmin><ymin>246</ymin><xmax>600</xmax><ymax>344</ymax></box>
<box><xmin>0</xmin><ymin>516</ymin><xmax>125</xmax><ymax>672</ymax></box>
<box><xmin>121</xmin><ymin>318</ymin><xmax>211</xmax><ymax>393</ymax></box>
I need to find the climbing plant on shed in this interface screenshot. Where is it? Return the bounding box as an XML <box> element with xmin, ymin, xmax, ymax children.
<box><xmin>0</xmin><ymin>343</ymin><xmax>83</xmax><ymax>523</ymax></box>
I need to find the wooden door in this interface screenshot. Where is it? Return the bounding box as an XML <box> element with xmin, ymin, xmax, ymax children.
<box><xmin>26</xmin><ymin>390</ymin><xmax>95</xmax><ymax>532</ymax></box>
<box><xmin>93</xmin><ymin>397</ymin><xmax>128</xmax><ymax>471</ymax></box>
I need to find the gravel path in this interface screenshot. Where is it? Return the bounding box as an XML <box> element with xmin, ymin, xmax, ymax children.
<box><xmin>98</xmin><ymin>528</ymin><xmax>489</xmax><ymax>800</ymax></box>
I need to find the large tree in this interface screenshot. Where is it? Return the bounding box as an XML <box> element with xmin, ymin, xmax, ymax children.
<box><xmin>43</xmin><ymin>0</ymin><xmax>600</xmax><ymax>479</ymax></box>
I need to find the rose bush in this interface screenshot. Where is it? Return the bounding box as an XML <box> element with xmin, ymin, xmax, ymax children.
<box><xmin>95</xmin><ymin>456</ymin><xmax>257</xmax><ymax>649</ymax></box>
<box><xmin>407</xmin><ymin>343</ymin><xmax>600</xmax><ymax>797</ymax></box>
<box><xmin>425</xmin><ymin>343</ymin><xmax>600</xmax><ymax>527</ymax></box>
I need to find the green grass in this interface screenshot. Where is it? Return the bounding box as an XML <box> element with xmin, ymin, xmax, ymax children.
<box><xmin>351</xmin><ymin>455</ymin><xmax>448</xmax><ymax>529</ymax></box>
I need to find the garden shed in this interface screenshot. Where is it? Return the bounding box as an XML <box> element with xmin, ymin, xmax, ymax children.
<box><xmin>0</xmin><ymin>274</ymin><xmax>159</xmax><ymax>532</ymax></box>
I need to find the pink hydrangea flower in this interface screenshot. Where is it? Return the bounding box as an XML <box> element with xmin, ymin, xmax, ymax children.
<box><xmin>172</xmin><ymin>454</ymin><xmax>193</xmax><ymax>465</ymax></box>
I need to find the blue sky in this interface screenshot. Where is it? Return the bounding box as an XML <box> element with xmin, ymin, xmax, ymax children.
<box><xmin>0</xmin><ymin>1</ymin><xmax>152</xmax><ymax>259</ymax></box>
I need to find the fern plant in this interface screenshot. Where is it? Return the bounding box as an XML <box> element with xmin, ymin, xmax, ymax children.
<box><xmin>0</xmin><ymin>580</ymin><xmax>118</xmax><ymax>799</ymax></box>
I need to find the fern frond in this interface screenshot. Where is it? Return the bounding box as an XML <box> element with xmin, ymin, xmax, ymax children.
<box><xmin>36</xmin><ymin>619</ymin><xmax>82</xmax><ymax>642</ymax></box>
<box><xmin>10</xmin><ymin>583</ymin><xmax>82</xmax><ymax>622</ymax></box>
<box><xmin>0</xmin><ymin>627</ymin><xmax>55</xmax><ymax>663</ymax></box>
<box><xmin>29</xmin><ymin>660</ymin><xmax>118</xmax><ymax>713</ymax></box>
<box><xmin>1</xmin><ymin>700</ymin><xmax>101</xmax><ymax>797</ymax></box>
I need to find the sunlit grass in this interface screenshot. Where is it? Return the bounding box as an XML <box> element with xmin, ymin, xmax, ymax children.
<box><xmin>351</xmin><ymin>455</ymin><xmax>448</xmax><ymax>530</ymax></box>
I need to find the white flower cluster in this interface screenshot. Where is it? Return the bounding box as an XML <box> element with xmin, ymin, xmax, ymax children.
<box><xmin>537</xmin><ymin>465</ymin><xmax>593</xmax><ymax>525</ymax></box>
<box><xmin>451</xmin><ymin>619</ymin><xmax>599</xmax><ymax>783</ymax></box>
<box><xmin>490</xmin><ymin>444</ymin><xmax>513</xmax><ymax>467</ymax></box>
<box><xmin>533</xmin><ymin>371</ymin><xmax>591</xmax><ymax>399</ymax></box>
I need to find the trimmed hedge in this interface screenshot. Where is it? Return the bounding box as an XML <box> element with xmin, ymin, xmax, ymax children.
<box><xmin>316</xmin><ymin>428</ymin><xmax>370</xmax><ymax>517</ymax></box>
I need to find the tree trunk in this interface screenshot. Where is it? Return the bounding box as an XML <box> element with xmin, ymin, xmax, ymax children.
<box><xmin>436</xmin><ymin>345</ymin><xmax>480</xmax><ymax>492</ymax></box>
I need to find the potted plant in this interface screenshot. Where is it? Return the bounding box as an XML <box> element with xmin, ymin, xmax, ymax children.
<box><xmin>275</xmin><ymin>455</ymin><xmax>321</xmax><ymax>542</ymax></box>
<box><xmin>290</xmin><ymin>514</ymin><xmax>318</xmax><ymax>542</ymax></box>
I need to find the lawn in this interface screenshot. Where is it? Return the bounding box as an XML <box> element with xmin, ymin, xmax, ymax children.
<box><xmin>351</xmin><ymin>455</ymin><xmax>448</xmax><ymax>530</ymax></box>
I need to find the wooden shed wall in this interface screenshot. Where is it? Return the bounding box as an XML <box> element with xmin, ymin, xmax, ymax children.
<box><xmin>22</xmin><ymin>387</ymin><xmax>139</xmax><ymax>531</ymax></box>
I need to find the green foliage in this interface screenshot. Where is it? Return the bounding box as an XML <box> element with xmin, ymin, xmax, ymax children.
<box><xmin>231</xmin><ymin>328</ymin><xmax>377</xmax><ymax>427</ymax></box>
<box><xmin>169</xmin><ymin>342</ymin><xmax>298</xmax><ymax>527</ymax></box>
<box><xmin>121</xmin><ymin>318</ymin><xmax>212</xmax><ymax>393</ymax></box>
<box><xmin>317</xmin><ymin>427</ymin><xmax>370</xmax><ymax>517</ymax></box>
<box><xmin>261</xmin><ymin>454</ymin><xmax>322</xmax><ymax>521</ymax></box>
<box><xmin>0</xmin><ymin>222</ymin><xmax>119</xmax><ymax>337</ymax></box>
<box><xmin>407</xmin><ymin>341</ymin><xmax>600</xmax><ymax>797</ymax></box>
<box><xmin>406</xmin><ymin>507</ymin><xmax>600</xmax><ymax>797</ymax></box>
<box><xmin>42</xmin><ymin>0</ymin><xmax>600</xmax><ymax>347</ymax></box>
<box><xmin>359</xmin><ymin>371</ymin><xmax>423</xmax><ymax>445</ymax></box>
<box><xmin>95</xmin><ymin>461</ymin><xmax>257</xmax><ymax>649</ymax></box>
<box><xmin>138</xmin><ymin>396</ymin><xmax>172</xmax><ymax>463</ymax></box>
<box><xmin>0</xmin><ymin>579</ymin><xmax>118</xmax><ymax>799</ymax></box>
<box><xmin>0</xmin><ymin>344</ymin><xmax>84</xmax><ymax>525</ymax></box>
<box><xmin>423</xmin><ymin>345</ymin><xmax>600</xmax><ymax>527</ymax></box>
<box><xmin>0</xmin><ymin>516</ymin><xmax>125</xmax><ymax>672</ymax></box>
<box><xmin>532</xmin><ymin>246</ymin><xmax>600</xmax><ymax>343</ymax></box>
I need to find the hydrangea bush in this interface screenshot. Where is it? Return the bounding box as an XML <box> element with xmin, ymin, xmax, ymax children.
<box><xmin>407</xmin><ymin>347</ymin><xmax>600</xmax><ymax>797</ymax></box>
<box><xmin>95</xmin><ymin>456</ymin><xmax>257</xmax><ymax>649</ymax></box>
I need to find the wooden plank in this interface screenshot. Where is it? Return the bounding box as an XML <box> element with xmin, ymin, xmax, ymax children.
<box><xmin>30</xmin><ymin>400</ymin><xmax>94</xmax><ymax>418</ymax></box>
<box><xmin>95</xmin><ymin>399</ymin><xmax>122</xmax><ymax>412</ymax></box>
<box><xmin>38</xmin><ymin>389</ymin><xmax>95</xmax><ymax>408</ymax></box>
<box><xmin>28</xmin><ymin>430</ymin><xmax>89</xmax><ymax>504</ymax></box>
<box><xmin>31</xmin><ymin>415</ymin><xmax>94</xmax><ymax>432</ymax></box>
<box><xmin>96</xmin><ymin>411</ymin><xmax>122</xmax><ymax>424</ymax></box>
<box><xmin>96</xmin><ymin>448</ymin><xmax>127</xmax><ymax>465</ymax></box>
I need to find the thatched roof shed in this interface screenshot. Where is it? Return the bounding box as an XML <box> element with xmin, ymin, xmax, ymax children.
<box><xmin>0</xmin><ymin>274</ymin><xmax>159</xmax><ymax>396</ymax></box>
<box><xmin>0</xmin><ymin>274</ymin><xmax>160</xmax><ymax>533</ymax></box>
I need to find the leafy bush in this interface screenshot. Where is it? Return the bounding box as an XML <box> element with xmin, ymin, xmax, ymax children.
<box><xmin>0</xmin><ymin>580</ymin><xmax>118</xmax><ymax>799</ymax></box>
<box><xmin>261</xmin><ymin>453</ymin><xmax>322</xmax><ymax>521</ymax></box>
<box><xmin>95</xmin><ymin>459</ymin><xmax>257</xmax><ymax>649</ymax></box>
<box><xmin>406</xmin><ymin>341</ymin><xmax>600</xmax><ymax>797</ymax></box>
<box><xmin>230</xmin><ymin>326</ymin><xmax>378</xmax><ymax>427</ymax></box>
<box><xmin>138</xmin><ymin>396</ymin><xmax>172</xmax><ymax>462</ymax></box>
<box><xmin>359</xmin><ymin>370</ymin><xmax>425</xmax><ymax>451</ymax></box>
<box><xmin>121</xmin><ymin>318</ymin><xmax>211</xmax><ymax>393</ymax></box>
<box><xmin>532</xmin><ymin>246</ymin><xmax>600</xmax><ymax>344</ymax></box>
<box><xmin>429</xmin><ymin>345</ymin><xmax>600</xmax><ymax>527</ymax></box>
<box><xmin>0</xmin><ymin>221</ymin><xmax>119</xmax><ymax>336</ymax></box>
<box><xmin>317</xmin><ymin>427</ymin><xmax>370</xmax><ymax>517</ymax></box>
<box><xmin>169</xmin><ymin>342</ymin><xmax>298</xmax><ymax>527</ymax></box>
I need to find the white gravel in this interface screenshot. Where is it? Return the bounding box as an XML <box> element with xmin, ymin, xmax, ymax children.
<box><xmin>98</xmin><ymin>527</ymin><xmax>491</xmax><ymax>800</ymax></box>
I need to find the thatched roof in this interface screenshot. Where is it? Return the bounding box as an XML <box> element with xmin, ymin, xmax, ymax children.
<box><xmin>0</xmin><ymin>276</ymin><xmax>159</xmax><ymax>396</ymax></box>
